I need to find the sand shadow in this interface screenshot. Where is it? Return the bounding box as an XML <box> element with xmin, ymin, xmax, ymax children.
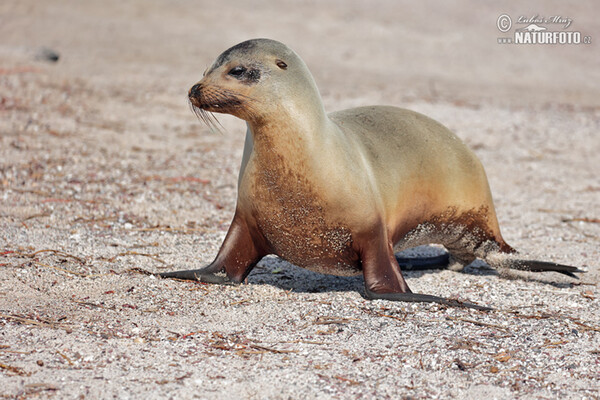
<box><xmin>245</xmin><ymin>244</ymin><xmax>579</xmax><ymax>295</ymax></box>
<box><xmin>246</xmin><ymin>246</ymin><xmax>502</xmax><ymax>295</ymax></box>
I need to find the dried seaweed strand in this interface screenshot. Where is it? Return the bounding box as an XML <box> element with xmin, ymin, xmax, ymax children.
<box><xmin>27</xmin><ymin>249</ymin><xmax>86</xmax><ymax>264</ymax></box>
<box><xmin>230</xmin><ymin>299</ymin><xmax>251</xmax><ymax>306</ymax></box>
<box><xmin>562</xmin><ymin>217</ymin><xmax>600</xmax><ymax>223</ymax></box>
<box><xmin>0</xmin><ymin>349</ymin><xmax>33</xmax><ymax>354</ymax></box>
<box><xmin>125</xmin><ymin>267</ymin><xmax>155</xmax><ymax>275</ymax></box>
<box><xmin>313</xmin><ymin>316</ymin><xmax>358</xmax><ymax>325</ymax></box>
<box><xmin>23</xmin><ymin>212</ymin><xmax>51</xmax><ymax>221</ymax></box>
<box><xmin>333</xmin><ymin>375</ymin><xmax>361</xmax><ymax>385</ymax></box>
<box><xmin>56</xmin><ymin>350</ymin><xmax>73</xmax><ymax>365</ymax></box>
<box><xmin>109</xmin><ymin>251</ymin><xmax>166</xmax><ymax>264</ymax></box>
<box><xmin>10</xmin><ymin>188</ymin><xmax>52</xmax><ymax>197</ymax></box>
<box><xmin>249</xmin><ymin>344</ymin><xmax>298</xmax><ymax>354</ymax></box>
<box><xmin>32</xmin><ymin>261</ymin><xmax>91</xmax><ymax>277</ymax></box>
<box><xmin>572</xmin><ymin>320</ymin><xmax>600</xmax><ymax>332</ymax></box>
<box><xmin>71</xmin><ymin>299</ymin><xmax>110</xmax><ymax>309</ymax></box>
<box><xmin>23</xmin><ymin>383</ymin><xmax>58</xmax><ymax>393</ymax></box>
<box><xmin>375</xmin><ymin>311</ymin><xmax>408</xmax><ymax>322</ymax></box>
<box><xmin>0</xmin><ymin>362</ymin><xmax>30</xmax><ymax>376</ymax></box>
<box><xmin>315</xmin><ymin>373</ymin><xmax>361</xmax><ymax>385</ymax></box>
<box><xmin>0</xmin><ymin>313</ymin><xmax>69</xmax><ymax>329</ymax></box>
<box><xmin>283</xmin><ymin>339</ymin><xmax>326</xmax><ymax>345</ymax></box>
<box><xmin>534</xmin><ymin>339</ymin><xmax>568</xmax><ymax>349</ymax></box>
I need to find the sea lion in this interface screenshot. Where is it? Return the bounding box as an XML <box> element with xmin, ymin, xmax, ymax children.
<box><xmin>160</xmin><ymin>39</ymin><xmax>581</xmax><ymax>310</ymax></box>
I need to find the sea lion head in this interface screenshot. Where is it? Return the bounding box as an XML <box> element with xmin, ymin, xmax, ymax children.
<box><xmin>189</xmin><ymin>39</ymin><xmax>325</xmax><ymax>126</ymax></box>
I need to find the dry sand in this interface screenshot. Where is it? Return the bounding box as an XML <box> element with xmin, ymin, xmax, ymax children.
<box><xmin>1</xmin><ymin>0</ymin><xmax>599</xmax><ymax>398</ymax></box>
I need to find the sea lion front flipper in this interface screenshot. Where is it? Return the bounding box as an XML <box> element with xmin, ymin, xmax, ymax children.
<box><xmin>361</xmin><ymin>234</ymin><xmax>491</xmax><ymax>311</ymax></box>
<box><xmin>159</xmin><ymin>211</ymin><xmax>268</xmax><ymax>284</ymax></box>
<box><xmin>364</xmin><ymin>287</ymin><xmax>492</xmax><ymax>311</ymax></box>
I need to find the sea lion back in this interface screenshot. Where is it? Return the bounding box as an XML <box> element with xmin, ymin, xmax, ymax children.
<box><xmin>329</xmin><ymin>105</ymin><xmax>503</xmax><ymax>251</ymax></box>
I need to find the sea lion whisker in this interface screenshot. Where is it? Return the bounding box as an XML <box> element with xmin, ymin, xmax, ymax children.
<box><xmin>188</xmin><ymin>98</ymin><xmax>201</xmax><ymax>119</ymax></box>
<box><xmin>202</xmin><ymin>110</ymin><xmax>224</xmax><ymax>133</ymax></box>
<box><xmin>189</xmin><ymin>98</ymin><xmax>223</xmax><ymax>133</ymax></box>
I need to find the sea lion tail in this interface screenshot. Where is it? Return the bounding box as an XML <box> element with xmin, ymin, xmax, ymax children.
<box><xmin>506</xmin><ymin>259</ymin><xmax>584</xmax><ymax>278</ymax></box>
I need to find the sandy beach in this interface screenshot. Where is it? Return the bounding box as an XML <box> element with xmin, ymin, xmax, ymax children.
<box><xmin>1</xmin><ymin>0</ymin><xmax>599</xmax><ymax>398</ymax></box>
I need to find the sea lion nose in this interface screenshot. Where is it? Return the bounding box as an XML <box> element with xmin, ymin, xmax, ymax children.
<box><xmin>189</xmin><ymin>83</ymin><xmax>202</xmax><ymax>99</ymax></box>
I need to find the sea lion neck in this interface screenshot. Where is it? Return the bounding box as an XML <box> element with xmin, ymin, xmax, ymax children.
<box><xmin>247</xmin><ymin>104</ymin><xmax>333</xmax><ymax>156</ymax></box>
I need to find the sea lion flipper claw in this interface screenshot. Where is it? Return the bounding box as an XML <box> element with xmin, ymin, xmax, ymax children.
<box><xmin>364</xmin><ymin>287</ymin><xmax>492</xmax><ymax>311</ymax></box>
<box><xmin>158</xmin><ymin>268</ymin><xmax>234</xmax><ymax>285</ymax></box>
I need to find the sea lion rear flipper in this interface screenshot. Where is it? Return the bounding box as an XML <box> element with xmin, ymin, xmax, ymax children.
<box><xmin>508</xmin><ymin>259</ymin><xmax>584</xmax><ymax>278</ymax></box>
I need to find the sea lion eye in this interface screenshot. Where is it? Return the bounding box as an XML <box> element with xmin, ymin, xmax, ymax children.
<box><xmin>228</xmin><ymin>66</ymin><xmax>247</xmax><ymax>77</ymax></box>
<box><xmin>276</xmin><ymin>60</ymin><xmax>287</xmax><ymax>70</ymax></box>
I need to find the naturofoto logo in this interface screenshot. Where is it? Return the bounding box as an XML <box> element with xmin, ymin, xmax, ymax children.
<box><xmin>496</xmin><ymin>14</ymin><xmax>591</xmax><ymax>45</ymax></box>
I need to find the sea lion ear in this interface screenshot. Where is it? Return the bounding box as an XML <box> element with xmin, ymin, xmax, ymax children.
<box><xmin>276</xmin><ymin>60</ymin><xmax>288</xmax><ymax>70</ymax></box>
